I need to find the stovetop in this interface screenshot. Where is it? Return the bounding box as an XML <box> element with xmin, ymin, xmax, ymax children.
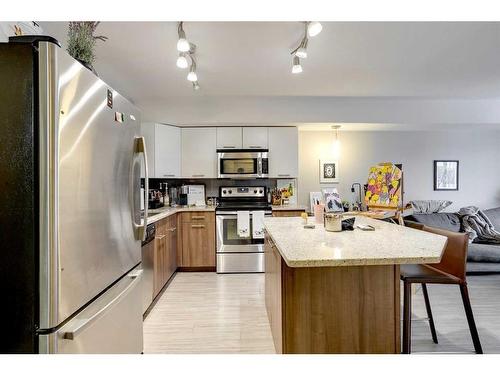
<box><xmin>216</xmin><ymin>185</ymin><xmax>271</xmax><ymax>212</ymax></box>
<box><xmin>216</xmin><ymin>202</ymin><xmax>271</xmax><ymax>212</ymax></box>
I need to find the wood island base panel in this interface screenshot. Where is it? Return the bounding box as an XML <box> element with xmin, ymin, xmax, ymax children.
<box><xmin>265</xmin><ymin>233</ymin><xmax>400</xmax><ymax>354</ymax></box>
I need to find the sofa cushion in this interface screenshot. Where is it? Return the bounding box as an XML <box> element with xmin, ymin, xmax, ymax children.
<box><xmin>406</xmin><ymin>213</ymin><xmax>461</xmax><ymax>232</ymax></box>
<box><xmin>483</xmin><ymin>207</ymin><xmax>500</xmax><ymax>230</ymax></box>
<box><xmin>467</xmin><ymin>261</ymin><xmax>500</xmax><ymax>273</ymax></box>
<box><xmin>468</xmin><ymin>242</ymin><xmax>500</xmax><ymax>263</ymax></box>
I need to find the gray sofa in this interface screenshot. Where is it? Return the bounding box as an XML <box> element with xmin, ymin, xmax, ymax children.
<box><xmin>406</xmin><ymin>207</ymin><xmax>500</xmax><ymax>274</ymax></box>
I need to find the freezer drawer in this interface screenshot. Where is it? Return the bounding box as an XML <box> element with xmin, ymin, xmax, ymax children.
<box><xmin>39</xmin><ymin>269</ymin><xmax>144</xmax><ymax>354</ymax></box>
<box><xmin>216</xmin><ymin>253</ymin><xmax>265</xmax><ymax>273</ymax></box>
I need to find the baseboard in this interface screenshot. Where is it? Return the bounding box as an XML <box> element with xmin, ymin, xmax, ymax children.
<box><xmin>177</xmin><ymin>266</ymin><xmax>216</xmax><ymax>272</ymax></box>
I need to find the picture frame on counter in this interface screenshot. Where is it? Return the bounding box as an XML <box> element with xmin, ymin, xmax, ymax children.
<box><xmin>319</xmin><ymin>159</ymin><xmax>339</xmax><ymax>183</ymax></box>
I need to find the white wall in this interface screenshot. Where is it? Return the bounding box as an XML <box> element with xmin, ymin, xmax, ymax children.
<box><xmin>298</xmin><ymin>130</ymin><xmax>500</xmax><ymax>212</ymax></box>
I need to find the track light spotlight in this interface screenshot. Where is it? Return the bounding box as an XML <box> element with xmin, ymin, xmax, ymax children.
<box><xmin>295</xmin><ymin>46</ymin><xmax>308</xmax><ymax>59</ymax></box>
<box><xmin>292</xmin><ymin>56</ymin><xmax>303</xmax><ymax>74</ymax></box>
<box><xmin>177</xmin><ymin>22</ymin><xmax>190</xmax><ymax>52</ymax></box>
<box><xmin>307</xmin><ymin>21</ymin><xmax>322</xmax><ymax>37</ymax></box>
<box><xmin>176</xmin><ymin>53</ymin><xmax>188</xmax><ymax>69</ymax></box>
<box><xmin>187</xmin><ymin>71</ymin><xmax>198</xmax><ymax>82</ymax></box>
<box><xmin>193</xmin><ymin>81</ymin><xmax>200</xmax><ymax>90</ymax></box>
<box><xmin>187</xmin><ymin>58</ymin><xmax>198</xmax><ymax>81</ymax></box>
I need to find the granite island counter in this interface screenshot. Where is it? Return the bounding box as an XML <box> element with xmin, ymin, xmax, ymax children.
<box><xmin>263</xmin><ymin>216</ymin><xmax>447</xmax><ymax>354</ymax></box>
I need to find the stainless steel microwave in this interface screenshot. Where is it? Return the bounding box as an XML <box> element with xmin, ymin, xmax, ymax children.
<box><xmin>217</xmin><ymin>149</ymin><xmax>269</xmax><ymax>179</ymax></box>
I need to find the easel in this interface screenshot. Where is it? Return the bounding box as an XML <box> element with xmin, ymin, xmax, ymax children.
<box><xmin>363</xmin><ymin>162</ymin><xmax>410</xmax><ymax>226</ymax></box>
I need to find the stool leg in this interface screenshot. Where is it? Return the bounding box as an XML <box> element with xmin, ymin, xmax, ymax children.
<box><xmin>459</xmin><ymin>284</ymin><xmax>483</xmax><ymax>354</ymax></box>
<box><xmin>402</xmin><ymin>281</ymin><xmax>412</xmax><ymax>354</ymax></box>
<box><xmin>422</xmin><ymin>283</ymin><xmax>438</xmax><ymax>344</ymax></box>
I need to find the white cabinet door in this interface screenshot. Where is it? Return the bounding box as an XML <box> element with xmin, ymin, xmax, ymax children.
<box><xmin>242</xmin><ymin>127</ymin><xmax>268</xmax><ymax>149</ymax></box>
<box><xmin>140</xmin><ymin>123</ymin><xmax>156</xmax><ymax>178</ymax></box>
<box><xmin>155</xmin><ymin>124</ymin><xmax>181</xmax><ymax>178</ymax></box>
<box><xmin>216</xmin><ymin>127</ymin><xmax>242</xmax><ymax>149</ymax></box>
<box><xmin>268</xmin><ymin>127</ymin><xmax>298</xmax><ymax>178</ymax></box>
<box><xmin>182</xmin><ymin>128</ymin><xmax>217</xmax><ymax>178</ymax></box>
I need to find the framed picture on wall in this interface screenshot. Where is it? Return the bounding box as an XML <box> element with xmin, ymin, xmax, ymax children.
<box><xmin>319</xmin><ymin>160</ymin><xmax>339</xmax><ymax>183</ymax></box>
<box><xmin>434</xmin><ymin>160</ymin><xmax>459</xmax><ymax>191</ymax></box>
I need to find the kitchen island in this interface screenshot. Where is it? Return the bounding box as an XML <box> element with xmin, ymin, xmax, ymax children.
<box><xmin>263</xmin><ymin>216</ymin><xmax>447</xmax><ymax>354</ymax></box>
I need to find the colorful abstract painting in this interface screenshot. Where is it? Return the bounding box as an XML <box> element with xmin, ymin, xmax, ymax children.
<box><xmin>364</xmin><ymin>163</ymin><xmax>402</xmax><ymax>208</ymax></box>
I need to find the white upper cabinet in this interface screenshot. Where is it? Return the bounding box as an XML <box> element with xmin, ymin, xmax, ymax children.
<box><xmin>155</xmin><ymin>124</ymin><xmax>181</xmax><ymax>178</ymax></box>
<box><xmin>182</xmin><ymin>128</ymin><xmax>217</xmax><ymax>178</ymax></box>
<box><xmin>216</xmin><ymin>127</ymin><xmax>242</xmax><ymax>149</ymax></box>
<box><xmin>268</xmin><ymin>127</ymin><xmax>298</xmax><ymax>178</ymax></box>
<box><xmin>242</xmin><ymin>127</ymin><xmax>268</xmax><ymax>149</ymax></box>
<box><xmin>140</xmin><ymin>123</ymin><xmax>156</xmax><ymax>178</ymax></box>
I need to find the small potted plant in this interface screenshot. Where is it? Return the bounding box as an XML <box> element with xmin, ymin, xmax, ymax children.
<box><xmin>67</xmin><ymin>21</ymin><xmax>107</xmax><ymax>74</ymax></box>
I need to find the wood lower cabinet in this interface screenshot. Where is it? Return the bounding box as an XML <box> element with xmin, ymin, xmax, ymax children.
<box><xmin>272</xmin><ymin>209</ymin><xmax>306</xmax><ymax>217</ymax></box>
<box><xmin>153</xmin><ymin>215</ymin><xmax>177</xmax><ymax>298</ymax></box>
<box><xmin>264</xmin><ymin>233</ymin><xmax>283</xmax><ymax>353</ymax></box>
<box><xmin>153</xmin><ymin>234</ymin><xmax>167</xmax><ymax>297</ymax></box>
<box><xmin>178</xmin><ymin>211</ymin><xmax>215</xmax><ymax>269</ymax></box>
<box><xmin>265</xmin><ymin>232</ymin><xmax>400</xmax><ymax>354</ymax></box>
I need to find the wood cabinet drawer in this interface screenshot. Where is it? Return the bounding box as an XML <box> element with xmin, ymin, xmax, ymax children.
<box><xmin>272</xmin><ymin>210</ymin><xmax>305</xmax><ymax>217</ymax></box>
<box><xmin>179</xmin><ymin>211</ymin><xmax>215</xmax><ymax>223</ymax></box>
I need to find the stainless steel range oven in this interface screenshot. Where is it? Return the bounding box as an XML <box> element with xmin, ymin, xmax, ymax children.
<box><xmin>217</xmin><ymin>150</ymin><xmax>269</xmax><ymax>179</ymax></box>
<box><xmin>216</xmin><ymin>186</ymin><xmax>271</xmax><ymax>273</ymax></box>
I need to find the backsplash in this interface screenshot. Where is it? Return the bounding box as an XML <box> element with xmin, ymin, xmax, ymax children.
<box><xmin>143</xmin><ymin>178</ymin><xmax>279</xmax><ymax>198</ymax></box>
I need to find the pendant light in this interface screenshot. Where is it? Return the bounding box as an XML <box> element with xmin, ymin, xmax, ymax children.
<box><xmin>332</xmin><ymin>125</ymin><xmax>341</xmax><ymax>159</ymax></box>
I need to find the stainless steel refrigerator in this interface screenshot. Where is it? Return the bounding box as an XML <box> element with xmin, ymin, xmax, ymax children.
<box><xmin>0</xmin><ymin>36</ymin><xmax>149</xmax><ymax>353</ymax></box>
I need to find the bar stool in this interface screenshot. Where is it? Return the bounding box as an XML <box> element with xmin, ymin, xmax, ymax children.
<box><xmin>400</xmin><ymin>224</ymin><xmax>483</xmax><ymax>354</ymax></box>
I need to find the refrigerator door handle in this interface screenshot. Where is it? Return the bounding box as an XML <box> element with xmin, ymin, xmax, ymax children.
<box><xmin>134</xmin><ymin>136</ymin><xmax>148</xmax><ymax>240</ymax></box>
<box><xmin>61</xmin><ymin>270</ymin><xmax>143</xmax><ymax>340</ymax></box>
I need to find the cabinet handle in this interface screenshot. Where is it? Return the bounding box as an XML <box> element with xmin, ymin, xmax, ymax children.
<box><xmin>191</xmin><ymin>224</ymin><xmax>205</xmax><ymax>228</ymax></box>
<box><xmin>249</xmin><ymin>146</ymin><xmax>261</xmax><ymax>149</ymax></box>
<box><xmin>222</xmin><ymin>146</ymin><xmax>235</xmax><ymax>148</ymax></box>
<box><xmin>163</xmin><ymin>174</ymin><xmax>175</xmax><ymax>177</ymax></box>
<box><xmin>278</xmin><ymin>174</ymin><xmax>290</xmax><ymax>177</ymax></box>
<box><xmin>191</xmin><ymin>216</ymin><xmax>205</xmax><ymax>220</ymax></box>
<box><xmin>169</xmin><ymin>227</ymin><xmax>177</xmax><ymax>232</ymax></box>
<box><xmin>192</xmin><ymin>174</ymin><xmax>205</xmax><ymax>177</ymax></box>
<box><xmin>155</xmin><ymin>235</ymin><xmax>166</xmax><ymax>240</ymax></box>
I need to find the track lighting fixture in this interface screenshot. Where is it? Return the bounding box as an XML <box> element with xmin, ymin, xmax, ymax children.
<box><xmin>176</xmin><ymin>22</ymin><xmax>200</xmax><ymax>90</ymax></box>
<box><xmin>177</xmin><ymin>22</ymin><xmax>190</xmax><ymax>52</ymax></box>
<box><xmin>290</xmin><ymin>22</ymin><xmax>322</xmax><ymax>74</ymax></box>
<box><xmin>307</xmin><ymin>21</ymin><xmax>322</xmax><ymax>37</ymax></box>
<box><xmin>292</xmin><ymin>56</ymin><xmax>303</xmax><ymax>74</ymax></box>
<box><xmin>176</xmin><ymin>53</ymin><xmax>188</xmax><ymax>69</ymax></box>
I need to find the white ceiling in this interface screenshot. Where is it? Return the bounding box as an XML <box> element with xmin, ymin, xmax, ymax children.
<box><xmin>39</xmin><ymin>22</ymin><xmax>500</xmax><ymax>127</ymax></box>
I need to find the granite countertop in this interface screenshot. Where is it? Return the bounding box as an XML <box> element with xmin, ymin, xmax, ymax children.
<box><xmin>145</xmin><ymin>206</ymin><xmax>215</xmax><ymax>224</ymax></box>
<box><xmin>271</xmin><ymin>204</ymin><xmax>308</xmax><ymax>211</ymax></box>
<box><xmin>263</xmin><ymin>216</ymin><xmax>447</xmax><ymax>268</ymax></box>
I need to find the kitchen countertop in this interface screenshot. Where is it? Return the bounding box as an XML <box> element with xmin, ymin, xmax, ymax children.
<box><xmin>271</xmin><ymin>204</ymin><xmax>308</xmax><ymax>211</ymax></box>
<box><xmin>145</xmin><ymin>204</ymin><xmax>306</xmax><ymax>224</ymax></box>
<box><xmin>145</xmin><ymin>206</ymin><xmax>215</xmax><ymax>224</ymax></box>
<box><xmin>263</xmin><ymin>216</ymin><xmax>447</xmax><ymax>268</ymax></box>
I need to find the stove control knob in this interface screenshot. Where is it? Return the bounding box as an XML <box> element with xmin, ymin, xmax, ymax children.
<box><xmin>259</xmin><ymin>189</ymin><xmax>263</xmax><ymax>194</ymax></box>
<box><xmin>222</xmin><ymin>190</ymin><xmax>227</xmax><ymax>194</ymax></box>
<box><xmin>228</xmin><ymin>190</ymin><xmax>232</xmax><ymax>194</ymax></box>
<box><xmin>253</xmin><ymin>189</ymin><xmax>258</xmax><ymax>194</ymax></box>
